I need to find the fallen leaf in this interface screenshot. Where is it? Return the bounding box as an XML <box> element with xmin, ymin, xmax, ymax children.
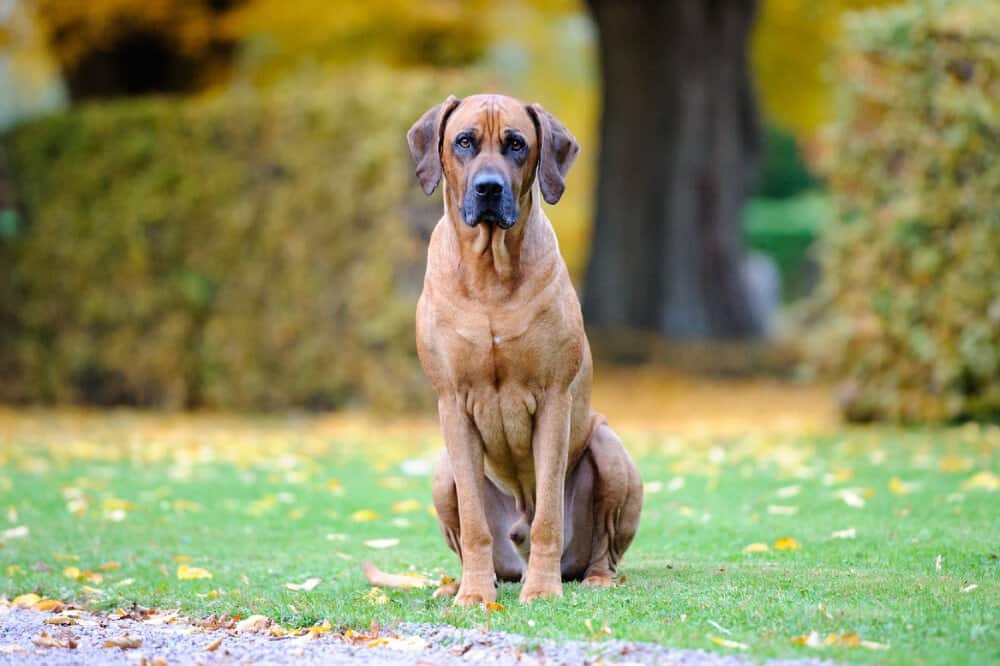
<box><xmin>32</xmin><ymin>631</ymin><xmax>77</xmax><ymax>649</ymax></box>
<box><xmin>791</xmin><ymin>630</ymin><xmax>823</xmax><ymax>647</ymax></box>
<box><xmin>12</xmin><ymin>593</ymin><xmax>41</xmax><ymax>608</ymax></box>
<box><xmin>363</xmin><ymin>587</ymin><xmax>389</xmax><ymax>605</ymax></box>
<box><xmin>937</xmin><ymin>456</ymin><xmax>970</xmax><ymax>472</ymax></box>
<box><xmin>351</xmin><ymin>509</ymin><xmax>379</xmax><ymax>523</ymax></box>
<box><xmin>767</xmin><ymin>505</ymin><xmax>799</xmax><ymax>516</ymax></box>
<box><xmin>835</xmin><ymin>488</ymin><xmax>866</xmax><ymax>508</ymax></box>
<box><xmin>709</xmin><ymin>634</ymin><xmax>748</xmax><ymax>650</ymax></box>
<box><xmin>961</xmin><ymin>584</ymin><xmax>978</xmax><ymax>593</ymax></box>
<box><xmin>43</xmin><ymin>615</ymin><xmax>78</xmax><ymax>626</ymax></box>
<box><xmin>391</xmin><ymin>499</ymin><xmax>422</xmax><ymax>513</ymax></box>
<box><xmin>860</xmin><ymin>639</ymin><xmax>890</xmax><ymax>650</ymax></box>
<box><xmin>99</xmin><ymin>561</ymin><xmax>121</xmax><ymax>571</ymax></box>
<box><xmin>742</xmin><ymin>543</ymin><xmax>769</xmax><ymax>553</ymax></box>
<box><xmin>773</xmin><ymin>537</ymin><xmax>801</xmax><ymax>551</ymax></box>
<box><xmin>378</xmin><ymin>636</ymin><xmax>428</xmax><ymax>651</ymax></box>
<box><xmin>204</xmin><ymin>636</ymin><xmax>223</xmax><ymax>652</ymax></box>
<box><xmin>102</xmin><ymin>634</ymin><xmax>142</xmax><ymax>649</ymax></box>
<box><xmin>831</xmin><ymin>528</ymin><xmax>856</xmax><ymax>539</ymax></box>
<box><xmin>364</xmin><ymin>538</ymin><xmax>400</xmax><ymax>550</ymax></box>
<box><xmin>935</xmin><ymin>554</ymin><xmax>942</xmax><ymax>572</ymax></box>
<box><xmin>961</xmin><ymin>471</ymin><xmax>1000</xmax><ymax>492</ymax></box>
<box><xmin>362</xmin><ymin>561</ymin><xmax>430</xmax><ymax>589</ymax></box>
<box><xmin>776</xmin><ymin>485</ymin><xmax>801</xmax><ymax>498</ymax></box>
<box><xmin>62</xmin><ymin>566</ymin><xmax>81</xmax><ymax>580</ymax></box>
<box><xmin>0</xmin><ymin>645</ymin><xmax>25</xmax><ymax>654</ymax></box>
<box><xmin>33</xmin><ymin>599</ymin><xmax>65</xmax><ymax>612</ymax></box>
<box><xmin>824</xmin><ymin>632</ymin><xmax>860</xmax><ymax>647</ymax></box>
<box><xmin>889</xmin><ymin>477</ymin><xmax>918</xmax><ymax>495</ymax></box>
<box><xmin>1</xmin><ymin>526</ymin><xmax>28</xmax><ymax>540</ymax></box>
<box><xmin>236</xmin><ymin>614</ymin><xmax>272</xmax><ymax>633</ymax></box>
<box><xmin>285</xmin><ymin>577</ymin><xmax>321</xmax><ymax>591</ymax></box>
<box><xmin>177</xmin><ymin>564</ymin><xmax>213</xmax><ymax>580</ymax></box>
<box><xmin>485</xmin><ymin>602</ymin><xmax>505</xmax><ymax>613</ymax></box>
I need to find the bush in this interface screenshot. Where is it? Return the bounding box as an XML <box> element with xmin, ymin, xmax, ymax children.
<box><xmin>0</xmin><ymin>71</ymin><xmax>456</xmax><ymax>411</ymax></box>
<box><xmin>807</xmin><ymin>0</ymin><xmax>1000</xmax><ymax>421</ymax></box>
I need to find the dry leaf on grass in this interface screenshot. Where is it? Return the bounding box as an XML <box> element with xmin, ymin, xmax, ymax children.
<box><xmin>351</xmin><ymin>509</ymin><xmax>379</xmax><ymax>522</ymax></box>
<box><xmin>708</xmin><ymin>634</ymin><xmax>748</xmax><ymax>650</ymax></box>
<box><xmin>773</xmin><ymin>537</ymin><xmax>800</xmax><ymax>550</ymax></box>
<box><xmin>285</xmin><ymin>577</ymin><xmax>322</xmax><ymax>591</ymax></box>
<box><xmin>177</xmin><ymin>564</ymin><xmax>213</xmax><ymax>580</ymax></box>
<box><xmin>742</xmin><ymin>543</ymin><xmax>769</xmax><ymax>553</ymax></box>
<box><xmin>962</xmin><ymin>471</ymin><xmax>1000</xmax><ymax>491</ymax></box>
<box><xmin>391</xmin><ymin>499</ymin><xmax>422</xmax><ymax>513</ymax></box>
<box><xmin>12</xmin><ymin>593</ymin><xmax>40</xmax><ymax>608</ymax></box>
<box><xmin>364</xmin><ymin>538</ymin><xmax>399</xmax><ymax>550</ymax></box>
<box><xmin>362</xmin><ymin>561</ymin><xmax>430</xmax><ymax>589</ymax></box>
<box><xmin>1</xmin><ymin>526</ymin><xmax>28</xmax><ymax>540</ymax></box>
<box><xmin>831</xmin><ymin>528</ymin><xmax>856</xmax><ymax>539</ymax></box>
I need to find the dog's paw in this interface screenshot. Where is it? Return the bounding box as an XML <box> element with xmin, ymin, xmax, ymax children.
<box><xmin>580</xmin><ymin>573</ymin><xmax>615</xmax><ymax>588</ymax></box>
<box><xmin>519</xmin><ymin>580</ymin><xmax>562</xmax><ymax>604</ymax></box>
<box><xmin>453</xmin><ymin>582</ymin><xmax>496</xmax><ymax>607</ymax></box>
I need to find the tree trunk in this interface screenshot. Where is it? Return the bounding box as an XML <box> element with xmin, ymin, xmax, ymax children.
<box><xmin>583</xmin><ymin>0</ymin><xmax>763</xmax><ymax>340</ymax></box>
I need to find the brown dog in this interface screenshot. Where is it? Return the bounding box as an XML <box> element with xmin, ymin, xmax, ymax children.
<box><xmin>408</xmin><ymin>94</ymin><xmax>642</xmax><ymax>606</ymax></box>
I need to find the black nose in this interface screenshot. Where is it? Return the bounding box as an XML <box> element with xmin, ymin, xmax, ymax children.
<box><xmin>473</xmin><ymin>173</ymin><xmax>504</xmax><ymax>198</ymax></box>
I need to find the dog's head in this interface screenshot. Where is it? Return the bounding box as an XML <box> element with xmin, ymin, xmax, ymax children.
<box><xmin>407</xmin><ymin>94</ymin><xmax>579</xmax><ymax>230</ymax></box>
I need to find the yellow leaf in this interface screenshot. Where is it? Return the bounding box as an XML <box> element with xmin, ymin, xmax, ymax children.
<box><xmin>767</xmin><ymin>505</ymin><xmax>799</xmax><ymax>515</ymax></box>
<box><xmin>824</xmin><ymin>632</ymin><xmax>860</xmax><ymax>647</ymax></box>
<box><xmin>43</xmin><ymin>615</ymin><xmax>77</xmax><ymax>625</ymax></box>
<box><xmin>860</xmin><ymin>639</ymin><xmax>890</xmax><ymax>650</ymax></box>
<box><xmin>485</xmin><ymin>602</ymin><xmax>506</xmax><ymax>612</ymax></box>
<box><xmin>5</xmin><ymin>565</ymin><xmax>21</xmax><ymax>576</ymax></box>
<box><xmin>889</xmin><ymin>477</ymin><xmax>918</xmax><ymax>495</ymax></box>
<box><xmin>742</xmin><ymin>543</ymin><xmax>769</xmax><ymax>553</ymax></box>
<box><xmin>709</xmin><ymin>634</ymin><xmax>749</xmax><ymax>650</ymax></box>
<box><xmin>773</xmin><ymin>537</ymin><xmax>801</xmax><ymax>551</ymax></box>
<box><xmin>80</xmin><ymin>585</ymin><xmax>104</xmax><ymax>595</ymax></box>
<box><xmin>102</xmin><ymin>498</ymin><xmax>134</xmax><ymax>512</ymax></box>
<box><xmin>98</xmin><ymin>561</ymin><xmax>120</xmax><ymax>571</ymax></box>
<box><xmin>364</xmin><ymin>538</ymin><xmax>399</xmax><ymax>549</ymax></box>
<box><xmin>351</xmin><ymin>509</ymin><xmax>379</xmax><ymax>522</ymax></box>
<box><xmin>791</xmin><ymin>630</ymin><xmax>822</xmax><ymax>647</ymax></box>
<box><xmin>173</xmin><ymin>499</ymin><xmax>203</xmax><ymax>512</ymax></box>
<box><xmin>177</xmin><ymin>564</ymin><xmax>213</xmax><ymax>580</ymax></box>
<box><xmin>33</xmin><ymin>599</ymin><xmax>65</xmax><ymax>612</ymax></box>
<box><xmin>937</xmin><ymin>456</ymin><xmax>970</xmax><ymax>472</ymax></box>
<box><xmin>391</xmin><ymin>499</ymin><xmax>422</xmax><ymax>513</ymax></box>
<box><xmin>364</xmin><ymin>587</ymin><xmax>389</xmax><ymax>605</ymax></box>
<box><xmin>62</xmin><ymin>566</ymin><xmax>81</xmax><ymax>580</ymax></box>
<box><xmin>12</xmin><ymin>593</ymin><xmax>41</xmax><ymax>608</ymax></box>
<box><xmin>82</xmin><ymin>571</ymin><xmax>103</xmax><ymax>584</ymax></box>
<box><xmin>204</xmin><ymin>636</ymin><xmax>223</xmax><ymax>652</ymax></box>
<box><xmin>961</xmin><ymin>471</ymin><xmax>1000</xmax><ymax>492</ymax></box>
<box><xmin>173</xmin><ymin>555</ymin><xmax>192</xmax><ymax>563</ymax></box>
<box><xmin>327</xmin><ymin>479</ymin><xmax>344</xmax><ymax>494</ymax></box>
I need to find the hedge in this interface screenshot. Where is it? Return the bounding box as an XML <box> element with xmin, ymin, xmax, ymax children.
<box><xmin>807</xmin><ymin>0</ymin><xmax>1000</xmax><ymax>422</ymax></box>
<box><xmin>0</xmin><ymin>72</ymin><xmax>456</xmax><ymax>411</ymax></box>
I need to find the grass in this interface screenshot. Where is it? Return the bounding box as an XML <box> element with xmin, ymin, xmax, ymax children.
<box><xmin>1</xmin><ymin>408</ymin><xmax>998</xmax><ymax>665</ymax></box>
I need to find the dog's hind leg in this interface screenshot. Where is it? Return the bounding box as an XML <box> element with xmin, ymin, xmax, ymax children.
<box><xmin>578</xmin><ymin>416</ymin><xmax>642</xmax><ymax>587</ymax></box>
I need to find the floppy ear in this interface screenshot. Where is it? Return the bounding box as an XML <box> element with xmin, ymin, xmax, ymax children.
<box><xmin>407</xmin><ymin>95</ymin><xmax>460</xmax><ymax>195</ymax></box>
<box><xmin>526</xmin><ymin>103</ymin><xmax>580</xmax><ymax>205</ymax></box>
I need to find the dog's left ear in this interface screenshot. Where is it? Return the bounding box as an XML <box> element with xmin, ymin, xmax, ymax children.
<box><xmin>526</xmin><ymin>103</ymin><xmax>579</xmax><ymax>205</ymax></box>
<box><xmin>407</xmin><ymin>95</ymin><xmax>461</xmax><ymax>195</ymax></box>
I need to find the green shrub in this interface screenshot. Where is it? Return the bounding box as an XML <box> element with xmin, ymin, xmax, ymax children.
<box><xmin>0</xmin><ymin>71</ymin><xmax>457</xmax><ymax>411</ymax></box>
<box><xmin>807</xmin><ymin>0</ymin><xmax>1000</xmax><ymax>422</ymax></box>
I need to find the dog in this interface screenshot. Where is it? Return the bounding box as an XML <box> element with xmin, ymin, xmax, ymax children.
<box><xmin>408</xmin><ymin>94</ymin><xmax>642</xmax><ymax>606</ymax></box>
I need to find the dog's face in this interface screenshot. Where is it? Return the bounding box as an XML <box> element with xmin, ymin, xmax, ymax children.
<box><xmin>407</xmin><ymin>94</ymin><xmax>579</xmax><ymax>230</ymax></box>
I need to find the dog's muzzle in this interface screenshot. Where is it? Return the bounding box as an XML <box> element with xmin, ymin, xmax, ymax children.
<box><xmin>462</xmin><ymin>171</ymin><xmax>517</xmax><ymax>229</ymax></box>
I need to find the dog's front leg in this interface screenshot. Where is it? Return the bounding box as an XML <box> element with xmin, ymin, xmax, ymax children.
<box><xmin>520</xmin><ymin>390</ymin><xmax>571</xmax><ymax>603</ymax></box>
<box><xmin>439</xmin><ymin>397</ymin><xmax>496</xmax><ymax>606</ymax></box>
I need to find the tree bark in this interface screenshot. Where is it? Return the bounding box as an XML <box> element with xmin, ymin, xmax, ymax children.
<box><xmin>583</xmin><ymin>0</ymin><xmax>763</xmax><ymax>340</ymax></box>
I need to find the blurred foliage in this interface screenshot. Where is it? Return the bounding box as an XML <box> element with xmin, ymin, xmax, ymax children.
<box><xmin>755</xmin><ymin>125</ymin><xmax>818</xmax><ymax>199</ymax></box>
<box><xmin>745</xmin><ymin>192</ymin><xmax>831</xmax><ymax>301</ymax></box>
<box><xmin>806</xmin><ymin>0</ymin><xmax>1000</xmax><ymax>422</ymax></box>
<box><xmin>0</xmin><ymin>71</ymin><xmax>468</xmax><ymax>411</ymax></box>
<box><xmin>752</xmin><ymin>0</ymin><xmax>901</xmax><ymax>138</ymax></box>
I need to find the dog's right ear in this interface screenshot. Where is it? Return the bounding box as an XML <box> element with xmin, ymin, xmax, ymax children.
<box><xmin>407</xmin><ymin>95</ymin><xmax>461</xmax><ymax>195</ymax></box>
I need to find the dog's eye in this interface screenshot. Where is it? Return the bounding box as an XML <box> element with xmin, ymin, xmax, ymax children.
<box><xmin>509</xmin><ymin>138</ymin><xmax>525</xmax><ymax>152</ymax></box>
<box><xmin>456</xmin><ymin>136</ymin><xmax>472</xmax><ymax>149</ymax></box>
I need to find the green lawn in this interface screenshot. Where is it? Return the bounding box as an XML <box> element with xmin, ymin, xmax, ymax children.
<box><xmin>1</xmin><ymin>410</ymin><xmax>997</xmax><ymax>665</ymax></box>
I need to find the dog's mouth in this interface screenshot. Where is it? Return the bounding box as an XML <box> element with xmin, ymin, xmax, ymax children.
<box><xmin>475</xmin><ymin>209</ymin><xmax>516</xmax><ymax>230</ymax></box>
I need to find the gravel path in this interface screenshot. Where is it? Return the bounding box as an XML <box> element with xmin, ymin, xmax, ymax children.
<box><xmin>0</xmin><ymin>607</ymin><xmax>837</xmax><ymax>665</ymax></box>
